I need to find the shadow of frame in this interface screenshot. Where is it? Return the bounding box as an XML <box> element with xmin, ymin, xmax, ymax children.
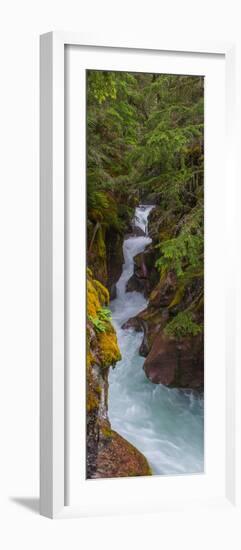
<box><xmin>10</xmin><ymin>497</ymin><xmax>39</xmax><ymax>515</ymax></box>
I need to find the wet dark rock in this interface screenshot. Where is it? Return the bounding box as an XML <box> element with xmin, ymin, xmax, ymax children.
<box><xmin>130</xmin><ymin>226</ymin><xmax>146</xmax><ymax>237</ymax></box>
<box><xmin>109</xmin><ymin>283</ymin><xmax>117</xmax><ymax>300</ymax></box>
<box><xmin>123</xmin><ymin>261</ymin><xmax>204</xmax><ymax>391</ymax></box>
<box><xmin>139</xmin><ymin>322</ymin><xmax>150</xmax><ymax>356</ymax></box>
<box><xmin>126</xmin><ymin>273</ymin><xmax>147</xmax><ymax>295</ymax></box>
<box><xmin>143</xmin><ymin>332</ymin><xmax>204</xmax><ymax>390</ymax></box>
<box><xmin>126</xmin><ymin>246</ymin><xmax>159</xmax><ymax>297</ymax></box>
<box><xmin>106</xmin><ymin>230</ymin><xmax>124</xmax><ymax>294</ymax></box>
<box><xmin>123</xmin><ymin>307</ymin><xmax>168</xmax><ymax>357</ymax></box>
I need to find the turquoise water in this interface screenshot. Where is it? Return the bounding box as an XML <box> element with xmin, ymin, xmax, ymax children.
<box><xmin>109</xmin><ymin>205</ymin><xmax>204</xmax><ymax>475</ymax></box>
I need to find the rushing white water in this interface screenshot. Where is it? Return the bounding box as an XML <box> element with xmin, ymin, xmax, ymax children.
<box><xmin>109</xmin><ymin>204</ymin><xmax>204</xmax><ymax>475</ymax></box>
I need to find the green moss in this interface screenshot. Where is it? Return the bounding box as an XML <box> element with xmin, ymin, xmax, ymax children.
<box><xmin>87</xmin><ymin>390</ymin><xmax>99</xmax><ymax>413</ymax></box>
<box><xmin>87</xmin><ymin>271</ymin><xmax>110</xmax><ymax>318</ymax></box>
<box><xmin>88</xmin><ymin>224</ymin><xmax>108</xmax><ymax>285</ymax></box>
<box><xmin>159</xmin><ymin>228</ymin><xmax>172</xmax><ymax>242</ymax></box>
<box><xmin>101</xmin><ymin>425</ymin><xmax>112</xmax><ymax>439</ymax></box>
<box><xmin>96</xmin><ymin>226</ymin><xmax>106</xmax><ymax>259</ymax></box>
<box><xmin>87</xmin><ymin>269</ymin><xmax>121</xmax><ymax>368</ymax></box>
<box><xmin>88</xmin><ymin>208</ymin><xmax>103</xmax><ymax>223</ymax></box>
<box><xmin>192</xmin><ymin>292</ymin><xmax>204</xmax><ymax>312</ymax></box>
<box><xmin>168</xmin><ymin>284</ymin><xmax>185</xmax><ymax>309</ymax></box>
<box><xmin>164</xmin><ymin>311</ymin><xmax>202</xmax><ymax>339</ymax></box>
<box><xmin>87</xmin><ymin>279</ymin><xmax>100</xmax><ymax>318</ymax></box>
<box><xmin>94</xmin><ymin>279</ymin><xmax>109</xmax><ymax>305</ymax></box>
<box><xmin>98</xmin><ymin>330</ymin><xmax>121</xmax><ymax>367</ymax></box>
<box><xmin>87</xmin><ymin>350</ymin><xmax>95</xmax><ymax>368</ymax></box>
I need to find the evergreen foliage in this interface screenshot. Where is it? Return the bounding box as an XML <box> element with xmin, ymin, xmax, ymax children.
<box><xmin>87</xmin><ymin>70</ymin><xmax>204</xmax><ymax>338</ymax></box>
<box><xmin>164</xmin><ymin>311</ymin><xmax>202</xmax><ymax>339</ymax></box>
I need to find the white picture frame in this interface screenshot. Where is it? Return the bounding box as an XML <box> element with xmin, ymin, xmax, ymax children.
<box><xmin>40</xmin><ymin>31</ymin><xmax>239</xmax><ymax>519</ymax></box>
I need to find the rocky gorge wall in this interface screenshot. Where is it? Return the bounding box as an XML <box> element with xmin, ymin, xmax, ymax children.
<box><xmin>86</xmin><ymin>269</ymin><xmax>152</xmax><ymax>478</ymax></box>
<box><xmin>123</xmin><ymin>206</ymin><xmax>204</xmax><ymax>391</ymax></box>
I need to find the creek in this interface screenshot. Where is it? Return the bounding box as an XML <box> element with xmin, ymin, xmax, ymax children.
<box><xmin>109</xmin><ymin>205</ymin><xmax>204</xmax><ymax>475</ymax></box>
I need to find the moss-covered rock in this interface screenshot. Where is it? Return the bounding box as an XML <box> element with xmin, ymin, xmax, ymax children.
<box><xmin>97</xmin><ymin>330</ymin><xmax>121</xmax><ymax>368</ymax></box>
<box><xmin>87</xmin><ymin>270</ymin><xmax>121</xmax><ymax>369</ymax></box>
<box><xmin>86</xmin><ymin>269</ymin><xmax>152</xmax><ymax>478</ymax></box>
<box><xmin>87</xmin><ymin>191</ymin><xmax>134</xmax><ymax>293</ymax></box>
<box><xmin>88</xmin><ymin>225</ymin><xmax>108</xmax><ymax>286</ymax></box>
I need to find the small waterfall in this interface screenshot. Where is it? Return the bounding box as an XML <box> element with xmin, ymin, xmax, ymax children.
<box><xmin>109</xmin><ymin>205</ymin><xmax>204</xmax><ymax>476</ymax></box>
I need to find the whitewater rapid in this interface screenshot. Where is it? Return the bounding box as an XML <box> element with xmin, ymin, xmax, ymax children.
<box><xmin>109</xmin><ymin>205</ymin><xmax>204</xmax><ymax>476</ymax></box>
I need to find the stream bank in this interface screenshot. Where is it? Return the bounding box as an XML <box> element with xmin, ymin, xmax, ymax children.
<box><xmin>86</xmin><ymin>268</ymin><xmax>151</xmax><ymax>479</ymax></box>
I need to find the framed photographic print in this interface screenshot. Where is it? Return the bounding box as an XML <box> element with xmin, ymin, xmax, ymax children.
<box><xmin>40</xmin><ymin>32</ymin><xmax>240</xmax><ymax>518</ymax></box>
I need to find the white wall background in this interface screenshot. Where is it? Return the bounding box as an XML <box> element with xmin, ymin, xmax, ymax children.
<box><xmin>0</xmin><ymin>0</ymin><xmax>241</xmax><ymax>548</ymax></box>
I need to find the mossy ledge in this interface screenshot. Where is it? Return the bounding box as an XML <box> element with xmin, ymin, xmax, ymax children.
<box><xmin>86</xmin><ymin>269</ymin><xmax>152</xmax><ymax>478</ymax></box>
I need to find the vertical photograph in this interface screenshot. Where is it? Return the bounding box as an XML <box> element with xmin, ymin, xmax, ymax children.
<box><xmin>86</xmin><ymin>70</ymin><xmax>204</xmax><ymax>479</ymax></box>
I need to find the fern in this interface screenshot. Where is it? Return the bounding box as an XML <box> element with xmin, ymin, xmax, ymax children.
<box><xmin>88</xmin><ymin>315</ymin><xmax>106</xmax><ymax>333</ymax></box>
<box><xmin>98</xmin><ymin>307</ymin><xmax>112</xmax><ymax>322</ymax></box>
<box><xmin>164</xmin><ymin>311</ymin><xmax>202</xmax><ymax>339</ymax></box>
<box><xmin>88</xmin><ymin>307</ymin><xmax>112</xmax><ymax>333</ymax></box>
<box><xmin>155</xmin><ymin>232</ymin><xmax>203</xmax><ymax>278</ymax></box>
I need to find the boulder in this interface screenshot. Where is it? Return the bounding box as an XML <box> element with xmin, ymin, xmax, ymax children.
<box><xmin>95</xmin><ymin>430</ymin><xmax>152</xmax><ymax>478</ymax></box>
<box><xmin>143</xmin><ymin>332</ymin><xmax>204</xmax><ymax>390</ymax></box>
<box><xmin>126</xmin><ymin>247</ymin><xmax>159</xmax><ymax>297</ymax></box>
<box><xmin>122</xmin><ymin>307</ymin><xmax>168</xmax><ymax>357</ymax></box>
<box><xmin>130</xmin><ymin>226</ymin><xmax>146</xmax><ymax>237</ymax></box>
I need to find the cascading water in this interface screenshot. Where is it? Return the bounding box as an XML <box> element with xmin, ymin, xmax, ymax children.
<box><xmin>109</xmin><ymin>205</ymin><xmax>204</xmax><ymax>475</ymax></box>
